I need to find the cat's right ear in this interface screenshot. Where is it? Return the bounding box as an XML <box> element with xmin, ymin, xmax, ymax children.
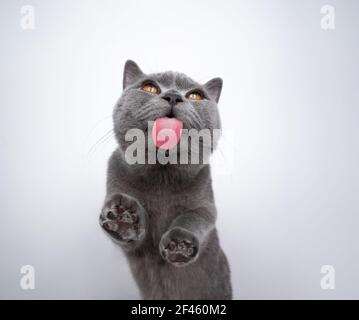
<box><xmin>123</xmin><ymin>60</ymin><xmax>145</xmax><ymax>89</ymax></box>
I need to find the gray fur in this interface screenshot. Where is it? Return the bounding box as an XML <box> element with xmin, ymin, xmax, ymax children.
<box><xmin>99</xmin><ymin>60</ymin><xmax>232</xmax><ymax>299</ymax></box>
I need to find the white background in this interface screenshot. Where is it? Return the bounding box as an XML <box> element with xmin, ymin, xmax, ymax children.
<box><xmin>0</xmin><ymin>0</ymin><xmax>358</xmax><ymax>299</ymax></box>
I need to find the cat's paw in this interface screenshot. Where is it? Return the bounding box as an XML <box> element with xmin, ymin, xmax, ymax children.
<box><xmin>159</xmin><ymin>227</ymin><xmax>199</xmax><ymax>267</ymax></box>
<box><xmin>99</xmin><ymin>193</ymin><xmax>146</xmax><ymax>246</ymax></box>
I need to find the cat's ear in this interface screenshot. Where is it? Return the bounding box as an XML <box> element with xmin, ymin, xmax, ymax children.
<box><xmin>204</xmin><ymin>77</ymin><xmax>223</xmax><ymax>103</ymax></box>
<box><xmin>123</xmin><ymin>60</ymin><xmax>145</xmax><ymax>89</ymax></box>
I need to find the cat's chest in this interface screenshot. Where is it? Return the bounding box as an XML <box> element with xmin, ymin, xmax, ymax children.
<box><xmin>132</xmin><ymin>187</ymin><xmax>191</xmax><ymax>237</ymax></box>
<box><xmin>139</xmin><ymin>188</ymin><xmax>186</xmax><ymax>218</ymax></box>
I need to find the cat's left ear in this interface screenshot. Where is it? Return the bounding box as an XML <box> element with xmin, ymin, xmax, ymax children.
<box><xmin>204</xmin><ymin>78</ymin><xmax>223</xmax><ymax>103</ymax></box>
<box><xmin>123</xmin><ymin>60</ymin><xmax>145</xmax><ymax>89</ymax></box>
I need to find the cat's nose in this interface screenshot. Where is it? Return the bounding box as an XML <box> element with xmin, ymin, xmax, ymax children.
<box><xmin>161</xmin><ymin>92</ymin><xmax>183</xmax><ymax>107</ymax></box>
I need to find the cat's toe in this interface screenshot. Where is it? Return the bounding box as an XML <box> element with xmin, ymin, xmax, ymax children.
<box><xmin>105</xmin><ymin>208</ymin><xmax>118</xmax><ymax>220</ymax></box>
<box><xmin>102</xmin><ymin>220</ymin><xmax>118</xmax><ymax>232</ymax></box>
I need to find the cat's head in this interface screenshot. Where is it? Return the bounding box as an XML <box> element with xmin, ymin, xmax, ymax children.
<box><xmin>113</xmin><ymin>60</ymin><xmax>222</xmax><ymax>166</ymax></box>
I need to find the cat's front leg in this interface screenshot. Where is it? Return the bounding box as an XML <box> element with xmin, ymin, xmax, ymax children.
<box><xmin>99</xmin><ymin>193</ymin><xmax>147</xmax><ymax>250</ymax></box>
<box><xmin>159</xmin><ymin>209</ymin><xmax>215</xmax><ymax>267</ymax></box>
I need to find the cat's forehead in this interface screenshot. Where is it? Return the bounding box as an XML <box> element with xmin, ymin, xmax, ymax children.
<box><xmin>151</xmin><ymin>71</ymin><xmax>200</xmax><ymax>90</ymax></box>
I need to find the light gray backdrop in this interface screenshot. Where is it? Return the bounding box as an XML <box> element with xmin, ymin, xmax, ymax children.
<box><xmin>0</xmin><ymin>0</ymin><xmax>358</xmax><ymax>299</ymax></box>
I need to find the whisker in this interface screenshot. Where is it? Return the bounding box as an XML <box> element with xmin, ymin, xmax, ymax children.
<box><xmin>85</xmin><ymin>114</ymin><xmax>112</xmax><ymax>138</ymax></box>
<box><xmin>136</xmin><ymin>104</ymin><xmax>154</xmax><ymax>119</ymax></box>
<box><xmin>92</xmin><ymin>131</ymin><xmax>116</xmax><ymax>154</ymax></box>
<box><xmin>138</xmin><ymin>109</ymin><xmax>155</xmax><ymax>121</ymax></box>
<box><xmin>87</xmin><ymin>129</ymin><xmax>115</xmax><ymax>155</ymax></box>
<box><xmin>186</xmin><ymin>111</ymin><xmax>202</xmax><ymax>128</ymax></box>
<box><xmin>190</xmin><ymin>109</ymin><xmax>203</xmax><ymax>126</ymax></box>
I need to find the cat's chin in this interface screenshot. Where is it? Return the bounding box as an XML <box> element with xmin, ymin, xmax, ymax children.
<box><xmin>140</xmin><ymin>162</ymin><xmax>206</xmax><ymax>186</ymax></box>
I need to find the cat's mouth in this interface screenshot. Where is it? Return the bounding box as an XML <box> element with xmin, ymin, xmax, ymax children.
<box><xmin>166</xmin><ymin>110</ymin><xmax>175</xmax><ymax>119</ymax></box>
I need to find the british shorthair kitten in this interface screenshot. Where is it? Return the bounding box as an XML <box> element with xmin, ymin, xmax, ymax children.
<box><xmin>99</xmin><ymin>60</ymin><xmax>232</xmax><ymax>299</ymax></box>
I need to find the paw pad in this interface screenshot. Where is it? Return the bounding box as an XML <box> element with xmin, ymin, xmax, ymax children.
<box><xmin>100</xmin><ymin>194</ymin><xmax>145</xmax><ymax>243</ymax></box>
<box><xmin>160</xmin><ymin>229</ymin><xmax>199</xmax><ymax>267</ymax></box>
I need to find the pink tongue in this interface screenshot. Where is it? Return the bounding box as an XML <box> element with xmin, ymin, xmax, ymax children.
<box><xmin>151</xmin><ymin>117</ymin><xmax>183</xmax><ymax>150</ymax></box>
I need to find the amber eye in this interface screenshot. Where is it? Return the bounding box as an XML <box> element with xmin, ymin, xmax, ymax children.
<box><xmin>187</xmin><ymin>91</ymin><xmax>203</xmax><ymax>101</ymax></box>
<box><xmin>142</xmin><ymin>83</ymin><xmax>159</xmax><ymax>94</ymax></box>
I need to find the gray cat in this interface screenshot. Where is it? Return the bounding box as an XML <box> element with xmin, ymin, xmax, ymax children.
<box><xmin>99</xmin><ymin>60</ymin><xmax>232</xmax><ymax>299</ymax></box>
